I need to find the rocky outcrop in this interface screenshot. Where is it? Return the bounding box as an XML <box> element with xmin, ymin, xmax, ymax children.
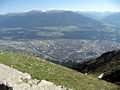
<box><xmin>0</xmin><ymin>64</ymin><xmax>72</xmax><ymax>90</ymax></box>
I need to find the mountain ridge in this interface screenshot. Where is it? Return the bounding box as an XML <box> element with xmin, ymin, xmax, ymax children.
<box><xmin>0</xmin><ymin>10</ymin><xmax>102</xmax><ymax>28</ymax></box>
<box><xmin>0</xmin><ymin>10</ymin><xmax>119</xmax><ymax>41</ymax></box>
<box><xmin>102</xmin><ymin>12</ymin><xmax>120</xmax><ymax>28</ymax></box>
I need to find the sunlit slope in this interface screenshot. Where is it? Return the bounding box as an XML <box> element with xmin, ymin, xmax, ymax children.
<box><xmin>0</xmin><ymin>52</ymin><xmax>119</xmax><ymax>90</ymax></box>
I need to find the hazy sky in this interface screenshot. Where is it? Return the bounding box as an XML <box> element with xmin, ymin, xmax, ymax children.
<box><xmin>0</xmin><ymin>0</ymin><xmax>120</xmax><ymax>14</ymax></box>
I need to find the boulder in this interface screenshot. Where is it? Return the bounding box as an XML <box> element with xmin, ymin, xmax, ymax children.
<box><xmin>0</xmin><ymin>64</ymin><xmax>72</xmax><ymax>90</ymax></box>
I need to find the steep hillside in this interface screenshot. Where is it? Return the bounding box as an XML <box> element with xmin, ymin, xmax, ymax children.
<box><xmin>0</xmin><ymin>52</ymin><xmax>119</xmax><ymax>90</ymax></box>
<box><xmin>72</xmin><ymin>50</ymin><xmax>120</xmax><ymax>85</ymax></box>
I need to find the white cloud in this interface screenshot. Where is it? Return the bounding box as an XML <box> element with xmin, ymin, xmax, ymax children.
<box><xmin>72</xmin><ymin>9</ymin><xmax>120</xmax><ymax>12</ymax></box>
<box><xmin>37</xmin><ymin>8</ymin><xmax>120</xmax><ymax>13</ymax></box>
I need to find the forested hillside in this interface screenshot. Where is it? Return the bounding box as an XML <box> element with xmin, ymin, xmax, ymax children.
<box><xmin>72</xmin><ymin>50</ymin><xmax>120</xmax><ymax>85</ymax></box>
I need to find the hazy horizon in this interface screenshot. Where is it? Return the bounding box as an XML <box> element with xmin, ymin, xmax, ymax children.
<box><xmin>0</xmin><ymin>9</ymin><xmax>120</xmax><ymax>15</ymax></box>
<box><xmin>0</xmin><ymin>0</ymin><xmax>120</xmax><ymax>14</ymax></box>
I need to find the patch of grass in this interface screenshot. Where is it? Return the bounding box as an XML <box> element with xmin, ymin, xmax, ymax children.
<box><xmin>34</xmin><ymin>25</ymin><xmax>79</xmax><ymax>31</ymax></box>
<box><xmin>0</xmin><ymin>52</ymin><xmax>119</xmax><ymax>90</ymax></box>
<box><xmin>37</xmin><ymin>31</ymin><xmax>64</xmax><ymax>36</ymax></box>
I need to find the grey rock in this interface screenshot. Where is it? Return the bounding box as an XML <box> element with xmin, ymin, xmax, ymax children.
<box><xmin>21</xmin><ymin>73</ymin><xmax>31</xmax><ymax>80</ymax></box>
<box><xmin>0</xmin><ymin>64</ymin><xmax>72</xmax><ymax>90</ymax></box>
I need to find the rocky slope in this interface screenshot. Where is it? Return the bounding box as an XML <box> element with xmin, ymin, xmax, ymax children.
<box><xmin>0</xmin><ymin>63</ymin><xmax>71</xmax><ymax>90</ymax></box>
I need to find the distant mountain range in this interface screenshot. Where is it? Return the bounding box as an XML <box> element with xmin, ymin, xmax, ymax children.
<box><xmin>102</xmin><ymin>12</ymin><xmax>120</xmax><ymax>27</ymax></box>
<box><xmin>0</xmin><ymin>10</ymin><xmax>102</xmax><ymax>28</ymax></box>
<box><xmin>76</xmin><ymin>11</ymin><xmax>113</xmax><ymax>20</ymax></box>
<box><xmin>0</xmin><ymin>10</ymin><xmax>120</xmax><ymax>42</ymax></box>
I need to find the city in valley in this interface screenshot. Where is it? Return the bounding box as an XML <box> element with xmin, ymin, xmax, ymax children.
<box><xmin>1</xmin><ymin>39</ymin><xmax>120</xmax><ymax>67</ymax></box>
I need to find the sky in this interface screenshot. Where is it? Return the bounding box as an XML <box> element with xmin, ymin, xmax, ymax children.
<box><xmin>0</xmin><ymin>0</ymin><xmax>120</xmax><ymax>14</ymax></box>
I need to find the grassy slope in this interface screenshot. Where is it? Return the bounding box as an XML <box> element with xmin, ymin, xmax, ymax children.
<box><xmin>0</xmin><ymin>52</ymin><xmax>119</xmax><ymax>90</ymax></box>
